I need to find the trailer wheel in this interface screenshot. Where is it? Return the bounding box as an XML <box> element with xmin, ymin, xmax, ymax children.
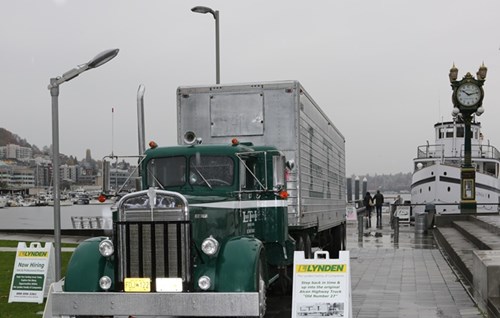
<box><xmin>330</xmin><ymin>225</ymin><xmax>345</xmax><ymax>259</ymax></box>
<box><xmin>295</xmin><ymin>233</ymin><xmax>312</xmax><ymax>258</ymax></box>
<box><xmin>296</xmin><ymin>235</ymin><xmax>304</xmax><ymax>251</ymax></box>
<box><xmin>303</xmin><ymin>233</ymin><xmax>312</xmax><ymax>259</ymax></box>
<box><xmin>278</xmin><ymin>265</ymin><xmax>292</xmax><ymax>295</ymax></box>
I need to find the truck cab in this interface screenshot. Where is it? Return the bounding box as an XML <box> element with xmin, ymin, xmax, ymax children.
<box><xmin>48</xmin><ymin>140</ymin><xmax>292</xmax><ymax>318</ymax></box>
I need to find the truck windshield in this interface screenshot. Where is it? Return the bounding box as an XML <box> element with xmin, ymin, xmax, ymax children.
<box><xmin>146</xmin><ymin>156</ymin><xmax>186</xmax><ymax>188</ymax></box>
<box><xmin>189</xmin><ymin>155</ymin><xmax>234</xmax><ymax>187</ymax></box>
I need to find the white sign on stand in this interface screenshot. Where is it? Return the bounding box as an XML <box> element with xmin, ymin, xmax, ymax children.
<box><xmin>394</xmin><ymin>205</ymin><xmax>411</xmax><ymax>224</ymax></box>
<box><xmin>8</xmin><ymin>242</ymin><xmax>54</xmax><ymax>304</ymax></box>
<box><xmin>345</xmin><ymin>204</ymin><xmax>357</xmax><ymax>221</ymax></box>
<box><xmin>292</xmin><ymin>250</ymin><xmax>352</xmax><ymax>318</ymax></box>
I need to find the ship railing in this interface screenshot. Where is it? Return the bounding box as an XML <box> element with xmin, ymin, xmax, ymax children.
<box><xmin>391</xmin><ymin>202</ymin><xmax>500</xmax><ymax>216</ymax></box>
<box><xmin>416</xmin><ymin>144</ymin><xmax>444</xmax><ymax>159</ymax></box>
<box><xmin>460</xmin><ymin>144</ymin><xmax>500</xmax><ymax>161</ymax></box>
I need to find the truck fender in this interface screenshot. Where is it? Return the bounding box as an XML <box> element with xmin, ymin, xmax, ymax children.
<box><xmin>64</xmin><ymin>237</ymin><xmax>114</xmax><ymax>292</ymax></box>
<box><xmin>215</xmin><ymin>236</ymin><xmax>266</xmax><ymax>292</ymax></box>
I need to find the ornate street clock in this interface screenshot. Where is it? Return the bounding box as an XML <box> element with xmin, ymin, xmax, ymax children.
<box><xmin>456</xmin><ymin>82</ymin><xmax>482</xmax><ymax>108</ymax></box>
<box><xmin>449</xmin><ymin>64</ymin><xmax>487</xmax><ymax>214</ymax></box>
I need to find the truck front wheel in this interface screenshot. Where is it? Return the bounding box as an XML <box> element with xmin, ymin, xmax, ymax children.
<box><xmin>257</xmin><ymin>257</ymin><xmax>267</xmax><ymax>318</ymax></box>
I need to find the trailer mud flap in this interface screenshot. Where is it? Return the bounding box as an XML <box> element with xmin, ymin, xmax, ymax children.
<box><xmin>45</xmin><ymin>290</ymin><xmax>260</xmax><ymax>317</ymax></box>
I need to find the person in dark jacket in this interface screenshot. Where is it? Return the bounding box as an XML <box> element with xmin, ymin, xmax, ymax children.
<box><xmin>373</xmin><ymin>190</ymin><xmax>384</xmax><ymax>228</ymax></box>
<box><xmin>363</xmin><ymin>192</ymin><xmax>373</xmax><ymax>228</ymax></box>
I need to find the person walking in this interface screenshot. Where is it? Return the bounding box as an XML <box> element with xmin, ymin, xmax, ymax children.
<box><xmin>363</xmin><ymin>192</ymin><xmax>373</xmax><ymax>228</ymax></box>
<box><xmin>373</xmin><ymin>190</ymin><xmax>384</xmax><ymax>229</ymax></box>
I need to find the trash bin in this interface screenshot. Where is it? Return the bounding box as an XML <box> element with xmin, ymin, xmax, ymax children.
<box><xmin>424</xmin><ymin>204</ymin><xmax>436</xmax><ymax>229</ymax></box>
<box><xmin>415</xmin><ymin>212</ymin><xmax>428</xmax><ymax>234</ymax></box>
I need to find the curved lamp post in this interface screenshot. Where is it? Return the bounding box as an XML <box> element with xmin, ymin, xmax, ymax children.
<box><xmin>191</xmin><ymin>6</ymin><xmax>220</xmax><ymax>84</ymax></box>
<box><xmin>48</xmin><ymin>48</ymin><xmax>119</xmax><ymax>280</ymax></box>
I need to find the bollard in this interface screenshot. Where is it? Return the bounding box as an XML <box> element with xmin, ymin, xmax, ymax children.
<box><xmin>393</xmin><ymin>216</ymin><xmax>399</xmax><ymax>243</ymax></box>
<box><xmin>415</xmin><ymin>213</ymin><xmax>428</xmax><ymax>234</ymax></box>
<box><xmin>357</xmin><ymin>212</ymin><xmax>364</xmax><ymax>239</ymax></box>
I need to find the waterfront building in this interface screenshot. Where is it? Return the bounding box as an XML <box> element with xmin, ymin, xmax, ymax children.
<box><xmin>0</xmin><ymin>144</ymin><xmax>32</xmax><ymax>161</ymax></box>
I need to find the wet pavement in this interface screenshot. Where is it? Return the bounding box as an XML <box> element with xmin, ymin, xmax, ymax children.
<box><xmin>267</xmin><ymin>212</ymin><xmax>484</xmax><ymax>317</ymax></box>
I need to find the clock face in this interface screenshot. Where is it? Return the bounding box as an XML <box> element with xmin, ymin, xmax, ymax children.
<box><xmin>456</xmin><ymin>83</ymin><xmax>481</xmax><ymax>107</ymax></box>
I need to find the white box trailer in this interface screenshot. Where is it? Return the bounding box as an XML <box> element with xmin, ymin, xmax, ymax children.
<box><xmin>177</xmin><ymin>80</ymin><xmax>346</xmax><ymax>234</ymax></box>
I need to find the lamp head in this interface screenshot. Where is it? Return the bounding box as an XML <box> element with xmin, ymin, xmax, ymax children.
<box><xmin>449</xmin><ymin>63</ymin><xmax>458</xmax><ymax>82</ymax></box>
<box><xmin>476</xmin><ymin>106</ymin><xmax>485</xmax><ymax>116</ymax></box>
<box><xmin>477</xmin><ymin>62</ymin><xmax>487</xmax><ymax>80</ymax></box>
<box><xmin>191</xmin><ymin>6</ymin><xmax>216</xmax><ymax>17</ymax></box>
<box><xmin>87</xmin><ymin>48</ymin><xmax>119</xmax><ymax>69</ymax></box>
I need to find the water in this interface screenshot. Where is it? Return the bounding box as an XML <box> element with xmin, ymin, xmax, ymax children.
<box><xmin>0</xmin><ymin>204</ymin><xmax>113</xmax><ymax>230</ymax></box>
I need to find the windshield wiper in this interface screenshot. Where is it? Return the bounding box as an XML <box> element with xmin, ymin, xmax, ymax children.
<box><xmin>193</xmin><ymin>166</ymin><xmax>212</xmax><ymax>189</ymax></box>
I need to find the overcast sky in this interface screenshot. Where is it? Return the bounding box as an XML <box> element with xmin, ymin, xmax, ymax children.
<box><xmin>2</xmin><ymin>0</ymin><xmax>500</xmax><ymax>176</ymax></box>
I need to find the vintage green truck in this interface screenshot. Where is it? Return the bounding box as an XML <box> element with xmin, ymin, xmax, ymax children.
<box><xmin>43</xmin><ymin>80</ymin><xmax>346</xmax><ymax>317</ymax></box>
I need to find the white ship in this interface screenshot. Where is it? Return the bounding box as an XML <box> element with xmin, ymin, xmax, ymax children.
<box><xmin>411</xmin><ymin>119</ymin><xmax>500</xmax><ymax>214</ymax></box>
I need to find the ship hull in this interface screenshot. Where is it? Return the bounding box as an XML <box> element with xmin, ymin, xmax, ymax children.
<box><xmin>411</xmin><ymin>163</ymin><xmax>499</xmax><ymax>214</ymax></box>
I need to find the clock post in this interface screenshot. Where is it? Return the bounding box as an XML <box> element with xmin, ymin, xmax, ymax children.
<box><xmin>449</xmin><ymin>63</ymin><xmax>487</xmax><ymax>214</ymax></box>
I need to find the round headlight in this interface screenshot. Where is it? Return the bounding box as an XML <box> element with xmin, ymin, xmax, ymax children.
<box><xmin>201</xmin><ymin>236</ymin><xmax>219</xmax><ymax>256</ymax></box>
<box><xmin>99</xmin><ymin>276</ymin><xmax>112</xmax><ymax>291</ymax></box>
<box><xmin>198</xmin><ymin>275</ymin><xmax>211</xmax><ymax>290</ymax></box>
<box><xmin>98</xmin><ymin>239</ymin><xmax>114</xmax><ymax>257</ymax></box>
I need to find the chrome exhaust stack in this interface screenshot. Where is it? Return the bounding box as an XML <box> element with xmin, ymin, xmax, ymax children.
<box><xmin>137</xmin><ymin>84</ymin><xmax>146</xmax><ymax>155</ymax></box>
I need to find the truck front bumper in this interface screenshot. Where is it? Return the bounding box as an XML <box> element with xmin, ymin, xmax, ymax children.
<box><xmin>43</xmin><ymin>280</ymin><xmax>260</xmax><ymax>317</ymax></box>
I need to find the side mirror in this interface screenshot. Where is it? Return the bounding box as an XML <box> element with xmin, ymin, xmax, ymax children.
<box><xmin>273</xmin><ymin>155</ymin><xmax>286</xmax><ymax>189</ymax></box>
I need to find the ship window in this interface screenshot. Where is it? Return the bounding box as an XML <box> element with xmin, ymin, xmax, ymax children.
<box><xmin>447</xmin><ymin>187</ymin><xmax>451</xmax><ymax>192</ymax></box>
<box><xmin>439</xmin><ymin>127</ymin><xmax>454</xmax><ymax>138</ymax></box>
<box><xmin>428</xmin><ymin>186</ymin><xmax>431</xmax><ymax>191</ymax></box>
<box><xmin>146</xmin><ymin>156</ymin><xmax>186</xmax><ymax>188</ymax></box>
<box><xmin>420</xmin><ymin>189</ymin><xmax>422</xmax><ymax>194</ymax></box>
<box><xmin>456</xmin><ymin>127</ymin><xmax>464</xmax><ymax>138</ymax></box>
<box><xmin>189</xmin><ymin>155</ymin><xmax>234</xmax><ymax>187</ymax></box>
<box><xmin>484</xmin><ymin>162</ymin><xmax>496</xmax><ymax>176</ymax></box>
<box><xmin>444</xmin><ymin>172</ymin><xmax>447</xmax><ymax>176</ymax></box>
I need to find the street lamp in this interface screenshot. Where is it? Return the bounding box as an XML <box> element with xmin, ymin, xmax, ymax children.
<box><xmin>449</xmin><ymin>63</ymin><xmax>487</xmax><ymax>214</ymax></box>
<box><xmin>191</xmin><ymin>6</ymin><xmax>220</xmax><ymax>84</ymax></box>
<box><xmin>48</xmin><ymin>48</ymin><xmax>119</xmax><ymax>280</ymax></box>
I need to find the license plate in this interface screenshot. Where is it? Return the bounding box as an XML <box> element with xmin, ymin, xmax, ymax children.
<box><xmin>156</xmin><ymin>277</ymin><xmax>183</xmax><ymax>292</ymax></box>
<box><xmin>124</xmin><ymin>277</ymin><xmax>151</xmax><ymax>292</ymax></box>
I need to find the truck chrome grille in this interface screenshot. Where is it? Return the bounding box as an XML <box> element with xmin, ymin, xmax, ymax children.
<box><xmin>113</xmin><ymin>189</ymin><xmax>191</xmax><ymax>291</ymax></box>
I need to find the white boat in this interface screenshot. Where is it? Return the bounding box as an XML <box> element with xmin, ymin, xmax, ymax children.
<box><xmin>47</xmin><ymin>199</ymin><xmax>73</xmax><ymax>206</ymax></box>
<box><xmin>411</xmin><ymin>119</ymin><xmax>500</xmax><ymax>214</ymax></box>
<box><xmin>0</xmin><ymin>196</ymin><xmax>7</xmax><ymax>208</ymax></box>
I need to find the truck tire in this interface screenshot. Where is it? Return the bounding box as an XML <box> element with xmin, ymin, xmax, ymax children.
<box><xmin>257</xmin><ymin>257</ymin><xmax>267</xmax><ymax>318</ymax></box>
<box><xmin>246</xmin><ymin>256</ymin><xmax>266</xmax><ymax>318</ymax></box>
